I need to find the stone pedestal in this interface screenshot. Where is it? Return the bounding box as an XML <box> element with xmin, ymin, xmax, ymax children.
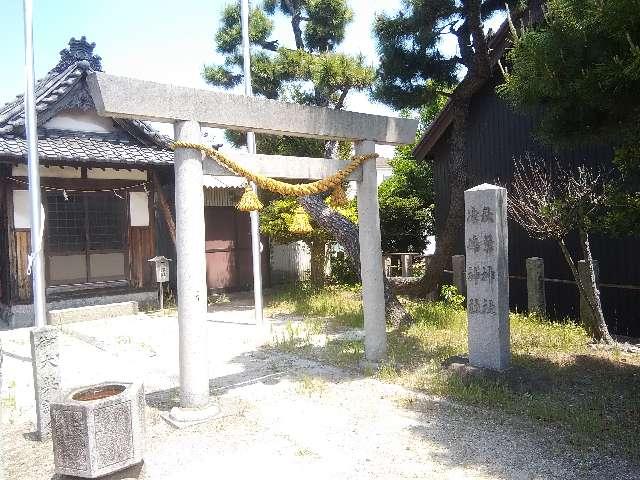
<box><xmin>526</xmin><ymin>257</ymin><xmax>546</xmax><ymax>315</ymax></box>
<box><xmin>356</xmin><ymin>140</ymin><xmax>387</xmax><ymax>362</ymax></box>
<box><xmin>30</xmin><ymin>327</ymin><xmax>61</xmax><ymax>440</ymax></box>
<box><xmin>51</xmin><ymin>382</ymin><xmax>145</xmax><ymax>478</ymax></box>
<box><xmin>452</xmin><ymin>255</ymin><xmax>466</xmax><ymax>295</ymax></box>
<box><xmin>464</xmin><ymin>184</ymin><xmax>510</xmax><ymax>371</ymax></box>
<box><xmin>578</xmin><ymin>259</ymin><xmax>600</xmax><ymax>329</ymax></box>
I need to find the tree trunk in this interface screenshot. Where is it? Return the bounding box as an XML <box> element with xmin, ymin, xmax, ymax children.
<box><xmin>291</xmin><ymin>13</ymin><xmax>304</xmax><ymax>50</ymax></box>
<box><xmin>577</xmin><ymin>230</ymin><xmax>614</xmax><ymax>343</ymax></box>
<box><xmin>557</xmin><ymin>237</ymin><xmax>614</xmax><ymax>343</ymax></box>
<box><xmin>151</xmin><ymin>170</ymin><xmax>176</xmax><ymax>246</ymax></box>
<box><xmin>421</xmin><ymin>99</ymin><xmax>470</xmax><ymax>296</ymax></box>
<box><xmin>309</xmin><ymin>239</ymin><xmax>326</xmax><ymax>287</ymax></box>
<box><xmin>414</xmin><ymin>1</ymin><xmax>491</xmax><ymax>298</ymax></box>
<box><xmin>298</xmin><ymin>194</ymin><xmax>413</xmax><ymax>327</ymax></box>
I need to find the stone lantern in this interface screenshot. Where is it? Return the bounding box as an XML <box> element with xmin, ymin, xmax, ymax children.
<box><xmin>50</xmin><ymin>382</ymin><xmax>145</xmax><ymax>478</ymax></box>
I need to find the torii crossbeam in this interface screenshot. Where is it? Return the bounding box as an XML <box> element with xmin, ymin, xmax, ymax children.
<box><xmin>87</xmin><ymin>72</ymin><xmax>418</xmax><ymax>420</ymax></box>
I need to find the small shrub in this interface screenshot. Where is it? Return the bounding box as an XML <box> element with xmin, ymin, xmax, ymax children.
<box><xmin>440</xmin><ymin>284</ymin><xmax>465</xmax><ymax>310</ymax></box>
<box><xmin>328</xmin><ymin>250</ymin><xmax>359</xmax><ymax>285</ymax></box>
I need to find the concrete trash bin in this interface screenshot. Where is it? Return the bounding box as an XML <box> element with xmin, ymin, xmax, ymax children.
<box><xmin>50</xmin><ymin>382</ymin><xmax>145</xmax><ymax>478</ymax></box>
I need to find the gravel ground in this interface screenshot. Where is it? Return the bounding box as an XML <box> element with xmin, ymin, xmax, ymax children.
<box><xmin>1</xmin><ymin>296</ymin><xmax>638</xmax><ymax>480</ymax></box>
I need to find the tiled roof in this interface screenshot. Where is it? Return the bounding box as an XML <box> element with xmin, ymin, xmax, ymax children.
<box><xmin>0</xmin><ymin>37</ymin><xmax>173</xmax><ymax>165</ymax></box>
<box><xmin>0</xmin><ymin>130</ymin><xmax>173</xmax><ymax>166</ymax></box>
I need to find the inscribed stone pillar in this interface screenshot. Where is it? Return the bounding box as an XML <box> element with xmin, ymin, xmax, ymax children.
<box><xmin>578</xmin><ymin>259</ymin><xmax>600</xmax><ymax>329</ymax></box>
<box><xmin>452</xmin><ymin>255</ymin><xmax>466</xmax><ymax>295</ymax></box>
<box><xmin>30</xmin><ymin>327</ymin><xmax>61</xmax><ymax>440</ymax></box>
<box><xmin>526</xmin><ymin>257</ymin><xmax>546</xmax><ymax>315</ymax></box>
<box><xmin>356</xmin><ymin>140</ymin><xmax>387</xmax><ymax>362</ymax></box>
<box><xmin>173</xmin><ymin>121</ymin><xmax>209</xmax><ymax>409</ymax></box>
<box><xmin>464</xmin><ymin>184</ymin><xmax>510</xmax><ymax>371</ymax></box>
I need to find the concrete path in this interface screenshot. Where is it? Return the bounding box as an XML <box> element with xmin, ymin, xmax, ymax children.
<box><xmin>1</xmin><ymin>296</ymin><xmax>637</xmax><ymax>479</ymax></box>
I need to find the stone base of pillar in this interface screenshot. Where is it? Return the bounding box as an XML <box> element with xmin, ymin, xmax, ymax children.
<box><xmin>358</xmin><ymin>358</ymin><xmax>384</xmax><ymax>373</ymax></box>
<box><xmin>163</xmin><ymin>403</ymin><xmax>221</xmax><ymax>429</ymax></box>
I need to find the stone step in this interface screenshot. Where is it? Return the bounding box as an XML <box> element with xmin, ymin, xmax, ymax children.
<box><xmin>48</xmin><ymin>301</ymin><xmax>139</xmax><ymax>325</ymax></box>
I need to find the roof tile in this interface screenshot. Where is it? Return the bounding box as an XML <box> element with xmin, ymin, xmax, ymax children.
<box><xmin>0</xmin><ymin>133</ymin><xmax>173</xmax><ymax>166</ymax></box>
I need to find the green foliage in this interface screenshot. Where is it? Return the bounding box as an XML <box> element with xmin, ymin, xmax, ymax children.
<box><xmin>440</xmin><ymin>284</ymin><xmax>465</xmax><ymax>310</ymax></box>
<box><xmin>206</xmin><ymin>0</ymin><xmax>376</xmax><ymax>259</ymax></box>
<box><xmin>378</xmin><ymin>106</ymin><xmax>443</xmax><ymax>252</ymax></box>
<box><xmin>260</xmin><ymin>196</ymin><xmax>357</xmax><ymax>245</ymax></box>
<box><xmin>205</xmin><ymin>0</ymin><xmax>374</xmax><ymax>111</ymax></box>
<box><xmin>264</xmin><ymin>0</ymin><xmax>352</xmax><ymax>52</ymax></box>
<box><xmin>499</xmin><ymin>0</ymin><xmax>640</xmax><ymax>147</ymax></box>
<box><xmin>266</xmin><ymin>283</ymin><xmax>364</xmax><ymax>329</ymax></box>
<box><xmin>378</xmin><ymin>194</ymin><xmax>433</xmax><ymax>252</ymax></box>
<box><xmin>498</xmin><ymin>0</ymin><xmax>640</xmax><ymax>234</ymax></box>
<box><xmin>327</xmin><ymin>250</ymin><xmax>359</xmax><ymax>285</ymax></box>
<box><xmin>373</xmin><ymin>0</ymin><xmax>506</xmax><ymax>110</ymax></box>
<box><xmin>303</xmin><ymin>0</ymin><xmax>353</xmax><ymax>52</ymax></box>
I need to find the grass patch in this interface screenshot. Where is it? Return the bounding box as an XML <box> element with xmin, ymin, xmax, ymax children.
<box><xmin>267</xmin><ymin>284</ymin><xmax>640</xmax><ymax>461</ymax></box>
<box><xmin>296</xmin><ymin>374</ymin><xmax>328</xmax><ymax>396</ymax></box>
<box><xmin>266</xmin><ymin>284</ymin><xmax>364</xmax><ymax>329</ymax></box>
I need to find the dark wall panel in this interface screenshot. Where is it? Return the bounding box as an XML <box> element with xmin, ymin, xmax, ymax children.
<box><xmin>430</xmin><ymin>80</ymin><xmax>639</xmax><ymax>336</ymax></box>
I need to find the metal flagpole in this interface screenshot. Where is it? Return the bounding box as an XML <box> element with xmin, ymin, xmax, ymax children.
<box><xmin>240</xmin><ymin>0</ymin><xmax>264</xmax><ymax>325</ymax></box>
<box><xmin>23</xmin><ymin>0</ymin><xmax>47</xmax><ymax>328</ymax></box>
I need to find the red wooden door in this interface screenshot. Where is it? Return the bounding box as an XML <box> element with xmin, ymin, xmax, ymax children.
<box><xmin>204</xmin><ymin>207</ymin><xmax>269</xmax><ymax>290</ymax></box>
<box><xmin>205</xmin><ymin>207</ymin><xmax>237</xmax><ymax>290</ymax></box>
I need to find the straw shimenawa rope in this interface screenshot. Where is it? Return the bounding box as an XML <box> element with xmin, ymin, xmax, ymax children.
<box><xmin>171</xmin><ymin>141</ymin><xmax>377</xmax><ymax>199</ymax></box>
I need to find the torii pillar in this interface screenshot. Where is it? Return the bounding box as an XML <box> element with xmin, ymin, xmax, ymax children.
<box><xmin>86</xmin><ymin>73</ymin><xmax>417</xmax><ymax>417</ymax></box>
<box><xmin>171</xmin><ymin>121</ymin><xmax>212</xmax><ymax>416</ymax></box>
<box><xmin>356</xmin><ymin>140</ymin><xmax>387</xmax><ymax>362</ymax></box>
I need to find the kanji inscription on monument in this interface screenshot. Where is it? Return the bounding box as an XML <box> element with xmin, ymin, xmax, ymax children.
<box><xmin>30</xmin><ymin>327</ymin><xmax>61</xmax><ymax>440</ymax></box>
<box><xmin>464</xmin><ymin>183</ymin><xmax>510</xmax><ymax>370</ymax></box>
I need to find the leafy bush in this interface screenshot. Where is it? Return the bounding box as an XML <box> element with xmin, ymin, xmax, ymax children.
<box><xmin>440</xmin><ymin>284</ymin><xmax>465</xmax><ymax>310</ymax></box>
<box><xmin>328</xmin><ymin>250</ymin><xmax>359</xmax><ymax>285</ymax></box>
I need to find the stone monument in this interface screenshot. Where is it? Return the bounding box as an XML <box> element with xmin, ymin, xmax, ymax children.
<box><xmin>464</xmin><ymin>184</ymin><xmax>510</xmax><ymax>371</ymax></box>
<box><xmin>526</xmin><ymin>257</ymin><xmax>546</xmax><ymax>314</ymax></box>
<box><xmin>30</xmin><ymin>327</ymin><xmax>61</xmax><ymax>440</ymax></box>
<box><xmin>452</xmin><ymin>255</ymin><xmax>466</xmax><ymax>295</ymax></box>
<box><xmin>50</xmin><ymin>382</ymin><xmax>145</xmax><ymax>478</ymax></box>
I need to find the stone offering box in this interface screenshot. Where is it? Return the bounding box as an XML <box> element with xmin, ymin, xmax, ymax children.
<box><xmin>50</xmin><ymin>382</ymin><xmax>145</xmax><ymax>478</ymax></box>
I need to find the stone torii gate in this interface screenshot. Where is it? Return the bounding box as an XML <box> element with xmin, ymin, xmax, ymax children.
<box><xmin>87</xmin><ymin>72</ymin><xmax>418</xmax><ymax>420</ymax></box>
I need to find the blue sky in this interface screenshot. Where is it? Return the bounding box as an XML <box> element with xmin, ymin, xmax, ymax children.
<box><xmin>1</xmin><ymin>1</ymin><xmax>503</xmax><ymax>150</ymax></box>
<box><xmin>1</xmin><ymin>0</ymin><xmax>405</xmax><ymax>112</ymax></box>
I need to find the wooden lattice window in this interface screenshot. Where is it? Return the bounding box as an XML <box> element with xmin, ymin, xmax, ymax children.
<box><xmin>45</xmin><ymin>192</ymin><xmax>85</xmax><ymax>252</ymax></box>
<box><xmin>86</xmin><ymin>193</ymin><xmax>126</xmax><ymax>251</ymax></box>
<box><xmin>46</xmin><ymin>191</ymin><xmax>126</xmax><ymax>253</ymax></box>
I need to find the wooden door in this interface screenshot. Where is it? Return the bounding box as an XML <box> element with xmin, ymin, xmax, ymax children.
<box><xmin>205</xmin><ymin>207</ymin><xmax>237</xmax><ymax>289</ymax></box>
<box><xmin>204</xmin><ymin>207</ymin><xmax>269</xmax><ymax>290</ymax></box>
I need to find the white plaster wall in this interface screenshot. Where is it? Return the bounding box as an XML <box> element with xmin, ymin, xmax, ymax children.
<box><xmin>129</xmin><ymin>191</ymin><xmax>150</xmax><ymax>226</ymax></box>
<box><xmin>12</xmin><ymin>190</ymin><xmax>31</xmax><ymax>228</ymax></box>
<box><xmin>43</xmin><ymin>110</ymin><xmax>115</xmax><ymax>133</ymax></box>
<box><xmin>270</xmin><ymin>241</ymin><xmax>311</xmax><ymax>283</ymax></box>
<box><xmin>12</xmin><ymin>165</ymin><xmax>81</xmax><ymax>178</ymax></box>
<box><xmin>90</xmin><ymin>253</ymin><xmax>126</xmax><ymax>278</ymax></box>
<box><xmin>377</xmin><ymin>167</ymin><xmax>393</xmax><ymax>186</ymax></box>
<box><xmin>87</xmin><ymin>168</ymin><xmax>147</xmax><ymax>180</ymax></box>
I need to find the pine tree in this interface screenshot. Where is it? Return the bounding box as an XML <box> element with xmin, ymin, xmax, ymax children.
<box><xmin>498</xmin><ymin>0</ymin><xmax>640</xmax><ymax>235</ymax></box>
<box><xmin>373</xmin><ymin>0</ymin><xmax>512</xmax><ymax>296</ymax></box>
<box><xmin>204</xmin><ymin>1</ymin><xmax>411</xmax><ymax>324</ymax></box>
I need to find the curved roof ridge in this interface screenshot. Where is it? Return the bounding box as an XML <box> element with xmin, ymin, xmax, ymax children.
<box><xmin>0</xmin><ymin>37</ymin><xmax>170</xmax><ymax>152</ymax></box>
